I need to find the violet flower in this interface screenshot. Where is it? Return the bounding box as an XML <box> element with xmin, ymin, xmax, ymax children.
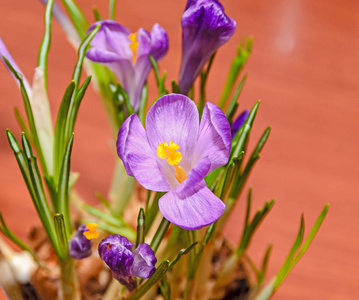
<box><xmin>86</xmin><ymin>20</ymin><xmax>169</xmax><ymax>111</ymax></box>
<box><xmin>231</xmin><ymin>109</ymin><xmax>249</xmax><ymax>137</ymax></box>
<box><xmin>69</xmin><ymin>223</ymin><xmax>99</xmax><ymax>259</ymax></box>
<box><xmin>178</xmin><ymin>0</ymin><xmax>236</xmax><ymax>95</ymax></box>
<box><xmin>117</xmin><ymin>94</ymin><xmax>231</xmax><ymax>230</ymax></box>
<box><xmin>98</xmin><ymin>235</ymin><xmax>156</xmax><ymax>290</ymax></box>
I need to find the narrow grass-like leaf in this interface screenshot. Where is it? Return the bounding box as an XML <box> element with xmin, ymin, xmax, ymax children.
<box><xmin>219</xmin><ymin>37</ymin><xmax>252</xmax><ymax>109</ymax></box>
<box><xmin>3</xmin><ymin>56</ymin><xmax>48</xmax><ymax>176</ymax></box>
<box><xmin>168</xmin><ymin>241</ymin><xmax>198</xmax><ymax>269</ymax></box>
<box><xmin>44</xmin><ymin>176</ymin><xmax>58</xmax><ymax>211</ymax></box>
<box><xmin>274</xmin><ymin>205</ymin><xmax>329</xmax><ymax>290</ymax></box>
<box><xmin>159</xmin><ymin>274</ymin><xmax>171</xmax><ymax>300</ymax></box>
<box><xmin>229</xmin><ymin>100</ymin><xmax>260</xmax><ymax>164</ymax></box>
<box><xmin>231</xmin><ymin>127</ymin><xmax>271</xmax><ymax>198</ymax></box>
<box><xmin>92</xmin><ymin>6</ymin><xmax>102</xmax><ymax>21</ymax></box>
<box><xmin>145</xmin><ymin>192</ymin><xmax>164</xmax><ymax>235</ymax></box>
<box><xmin>0</xmin><ymin>213</ymin><xmax>43</xmax><ymax>267</ymax></box>
<box><xmin>61</xmin><ymin>0</ymin><xmax>89</xmax><ymax>39</ymax></box>
<box><xmin>14</xmin><ymin>108</ymin><xmax>32</xmax><ymax>142</ymax></box>
<box><xmin>139</xmin><ymin>84</ymin><xmax>148</xmax><ymax>126</ymax></box>
<box><xmin>65</xmin><ymin>26</ymin><xmax>100</xmax><ymax>140</ymax></box>
<box><xmin>109</xmin><ymin>0</ymin><xmax>117</xmax><ymax>19</ymax></box>
<box><xmin>226</xmin><ymin>74</ymin><xmax>248</xmax><ymax>122</ymax></box>
<box><xmin>259</xmin><ymin>245</ymin><xmax>272</xmax><ymax>285</ymax></box>
<box><xmin>129</xmin><ymin>260</ymin><xmax>170</xmax><ymax>300</ymax></box>
<box><xmin>136</xmin><ymin>208</ymin><xmax>145</xmax><ymax>248</ymax></box>
<box><xmin>58</xmin><ymin>134</ymin><xmax>74</xmax><ymax>237</ymax></box>
<box><xmin>82</xmin><ymin>204</ymin><xmax>122</xmax><ymax>227</ymax></box>
<box><xmin>150</xmin><ymin>218</ymin><xmax>171</xmax><ymax>254</ymax></box>
<box><xmin>54</xmin><ymin>81</ymin><xmax>75</xmax><ymax>183</ymax></box>
<box><xmin>37</xmin><ymin>0</ymin><xmax>55</xmax><ymax>91</ymax></box>
<box><xmin>6</xmin><ymin>130</ymin><xmax>35</xmax><ymax>201</ymax></box>
<box><xmin>171</xmin><ymin>80</ymin><xmax>180</xmax><ymax>93</ymax></box>
<box><xmin>54</xmin><ymin>213</ymin><xmax>69</xmax><ymax>262</ymax></box>
<box><xmin>21</xmin><ymin>134</ymin><xmax>59</xmax><ymax>257</ymax></box>
<box><xmin>199</xmin><ymin>53</ymin><xmax>216</xmax><ymax>117</ymax></box>
<box><xmin>95</xmin><ymin>192</ymin><xmax>120</xmax><ymax>218</ymax></box>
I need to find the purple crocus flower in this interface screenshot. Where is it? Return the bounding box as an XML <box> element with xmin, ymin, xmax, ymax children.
<box><xmin>178</xmin><ymin>0</ymin><xmax>236</xmax><ymax>95</ymax></box>
<box><xmin>86</xmin><ymin>20</ymin><xmax>169</xmax><ymax>111</ymax></box>
<box><xmin>98</xmin><ymin>235</ymin><xmax>157</xmax><ymax>290</ymax></box>
<box><xmin>69</xmin><ymin>223</ymin><xmax>99</xmax><ymax>259</ymax></box>
<box><xmin>117</xmin><ymin>94</ymin><xmax>230</xmax><ymax>230</ymax></box>
<box><xmin>231</xmin><ymin>109</ymin><xmax>249</xmax><ymax>137</ymax></box>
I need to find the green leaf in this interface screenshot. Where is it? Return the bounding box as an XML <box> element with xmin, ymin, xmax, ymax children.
<box><xmin>54</xmin><ymin>213</ymin><xmax>69</xmax><ymax>262</ymax></box>
<box><xmin>92</xmin><ymin>6</ymin><xmax>102</xmax><ymax>21</ymax></box>
<box><xmin>14</xmin><ymin>107</ymin><xmax>32</xmax><ymax>142</ymax></box>
<box><xmin>145</xmin><ymin>192</ymin><xmax>164</xmax><ymax>235</ymax></box>
<box><xmin>3</xmin><ymin>56</ymin><xmax>49</xmax><ymax>176</ymax></box>
<box><xmin>219</xmin><ymin>37</ymin><xmax>252</xmax><ymax>109</ymax></box>
<box><xmin>95</xmin><ymin>192</ymin><xmax>121</xmax><ymax>218</ymax></box>
<box><xmin>129</xmin><ymin>260</ymin><xmax>170</xmax><ymax>300</ymax></box>
<box><xmin>21</xmin><ymin>133</ymin><xmax>59</xmax><ymax>257</ymax></box>
<box><xmin>37</xmin><ymin>0</ymin><xmax>55</xmax><ymax>91</ymax></box>
<box><xmin>109</xmin><ymin>0</ymin><xmax>117</xmax><ymax>19</ymax></box>
<box><xmin>64</xmin><ymin>26</ymin><xmax>100</xmax><ymax>141</ymax></box>
<box><xmin>150</xmin><ymin>217</ymin><xmax>171</xmax><ymax>254</ymax></box>
<box><xmin>149</xmin><ymin>54</ymin><xmax>167</xmax><ymax>98</ymax></box>
<box><xmin>229</xmin><ymin>100</ymin><xmax>260</xmax><ymax>164</ymax></box>
<box><xmin>44</xmin><ymin>176</ymin><xmax>58</xmax><ymax>211</ymax></box>
<box><xmin>168</xmin><ymin>241</ymin><xmax>198</xmax><ymax>269</ymax></box>
<box><xmin>61</xmin><ymin>0</ymin><xmax>89</xmax><ymax>39</ymax></box>
<box><xmin>58</xmin><ymin>134</ymin><xmax>74</xmax><ymax>237</ymax></box>
<box><xmin>82</xmin><ymin>204</ymin><xmax>122</xmax><ymax>227</ymax></box>
<box><xmin>136</xmin><ymin>208</ymin><xmax>145</xmax><ymax>248</ymax></box>
<box><xmin>199</xmin><ymin>52</ymin><xmax>216</xmax><ymax>117</ymax></box>
<box><xmin>139</xmin><ymin>84</ymin><xmax>148</xmax><ymax>126</ymax></box>
<box><xmin>226</xmin><ymin>74</ymin><xmax>248</xmax><ymax>122</ymax></box>
<box><xmin>54</xmin><ymin>81</ymin><xmax>76</xmax><ymax>183</ymax></box>
<box><xmin>273</xmin><ymin>205</ymin><xmax>329</xmax><ymax>290</ymax></box>
<box><xmin>159</xmin><ymin>274</ymin><xmax>171</xmax><ymax>300</ymax></box>
<box><xmin>0</xmin><ymin>212</ymin><xmax>43</xmax><ymax>267</ymax></box>
<box><xmin>171</xmin><ymin>80</ymin><xmax>180</xmax><ymax>93</ymax></box>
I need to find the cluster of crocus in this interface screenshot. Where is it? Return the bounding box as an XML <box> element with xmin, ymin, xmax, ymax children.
<box><xmin>117</xmin><ymin>94</ymin><xmax>231</xmax><ymax>230</ymax></box>
<box><xmin>178</xmin><ymin>0</ymin><xmax>236</xmax><ymax>94</ymax></box>
<box><xmin>86</xmin><ymin>20</ymin><xmax>168</xmax><ymax>111</ymax></box>
<box><xmin>69</xmin><ymin>223</ymin><xmax>99</xmax><ymax>259</ymax></box>
<box><xmin>98</xmin><ymin>235</ymin><xmax>157</xmax><ymax>290</ymax></box>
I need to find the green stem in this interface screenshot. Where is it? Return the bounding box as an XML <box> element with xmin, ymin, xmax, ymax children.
<box><xmin>59</xmin><ymin>258</ymin><xmax>80</xmax><ymax>300</ymax></box>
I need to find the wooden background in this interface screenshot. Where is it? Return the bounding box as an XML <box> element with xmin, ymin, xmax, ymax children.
<box><xmin>0</xmin><ymin>0</ymin><xmax>358</xmax><ymax>299</ymax></box>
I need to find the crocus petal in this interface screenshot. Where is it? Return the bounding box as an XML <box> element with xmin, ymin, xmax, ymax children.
<box><xmin>178</xmin><ymin>0</ymin><xmax>236</xmax><ymax>94</ymax></box>
<box><xmin>132</xmin><ymin>244</ymin><xmax>157</xmax><ymax>279</ymax></box>
<box><xmin>158</xmin><ymin>181</ymin><xmax>225</xmax><ymax>230</ymax></box>
<box><xmin>146</xmin><ymin>94</ymin><xmax>199</xmax><ymax>171</ymax></box>
<box><xmin>176</xmin><ymin>156</ymin><xmax>211</xmax><ymax>197</ymax></box>
<box><xmin>150</xmin><ymin>24</ymin><xmax>169</xmax><ymax>61</ymax></box>
<box><xmin>193</xmin><ymin>102</ymin><xmax>231</xmax><ymax>172</ymax></box>
<box><xmin>231</xmin><ymin>109</ymin><xmax>249</xmax><ymax>137</ymax></box>
<box><xmin>117</xmin><ymin>114</ymin><xmax>172</xmax><ymax>191</ymax></box>
<box><xmin>98</xmin><ymin>235</ymin><xmax>134</xmax><ymax>276</ymax></box>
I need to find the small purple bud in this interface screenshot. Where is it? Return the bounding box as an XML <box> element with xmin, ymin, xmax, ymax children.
<box><xmin>69</xmin><ymin>225</ymin><xmax>92</xmax><ymax>259</ymax></box>
<box><xmin>179</xmin><ymin>0</ymin><xmax>236</xmax><ymax>95</ymax></box>
<box><xmin>231</xmin><ymin>109</ymin><xmax>249</xmax><ymax>137</ymax></box>
<box><xmin>98</xmin><ymin>235</ymin><xmax>157</xmax><ymax>289</ymax></box>
<box><xmin>98</xmin><ymin>235</ymin><xmax>134</xmax><ymax>277</ymax></box>
<box><xmin>132</xmin><ymin>243</ymin><xmax>157</xmax><ymax>279</ymax></box>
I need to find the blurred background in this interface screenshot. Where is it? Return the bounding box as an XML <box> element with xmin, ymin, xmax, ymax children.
<box><xmin>0</xmin><ymin>0</ymin><xmax>358</xmax><ymax>299</ymax></box>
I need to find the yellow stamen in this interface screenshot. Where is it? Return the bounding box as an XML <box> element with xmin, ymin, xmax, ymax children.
<box><xmin>128</xmin><ymin>33</ymin><xmax>138</xmax><ymax>64</ymax></box>
<box><xmin>157</xmin><ymin>141</ymin><xmax>182</xmax><ymax>165</ymax></box>
<box><xmin>157</xmin><ymin>141</ymin><xmax>188</xmax><ymax>183</ymax></box>
<box><xmin>83</xmin><ymin>223</ymin><xmax>99</xmax><ymax>240</ymax></box>
<box><xmin>175</xmin><ymin>165</ymin><xmax>187</xmax><ymax>183</ymax></box>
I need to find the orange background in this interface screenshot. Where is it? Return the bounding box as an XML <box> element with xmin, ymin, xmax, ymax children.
<box><xmin>0</xmin><ymin>0</ymin><xmax>358</xmax><ymax>299</ymax></box>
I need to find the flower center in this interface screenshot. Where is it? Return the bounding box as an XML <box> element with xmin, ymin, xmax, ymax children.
<box><xmin>128</xmin><ymin>32</ymin><xmax>138</xmax><ymax>64</ymax></box>
<box><xmin>83</xmin><ymin>223</ymin><xmax>99</xmax><ymax>240</ymax></box>
<box><xmin>157</xmin><ymin>141</ymin><xmax>187</xmax><ymax>183</ymax></box>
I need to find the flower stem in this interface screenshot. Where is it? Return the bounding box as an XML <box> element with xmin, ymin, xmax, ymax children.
<box><xmin>59</xmin><ymin>258</ymin><xmax>80</xmax><ymax>300</ymax></box>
